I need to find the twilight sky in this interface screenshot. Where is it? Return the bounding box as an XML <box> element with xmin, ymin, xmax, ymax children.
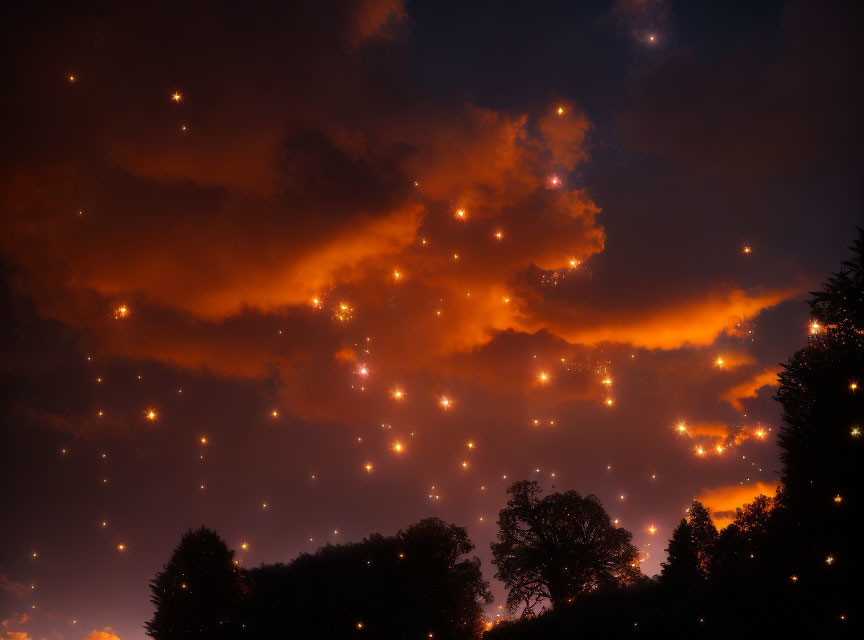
<box><xmin>1</xmin><ymin>1</ymin><xmax>862</xmax><ymax>638</ymax></box>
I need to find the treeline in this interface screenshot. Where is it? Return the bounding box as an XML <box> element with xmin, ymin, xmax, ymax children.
<box><xmin>146</xmin><ymin>231</ymin><xmax>862</xmax><ymax>638</ymax></box>
<box><xmin>146</xmin><ymin>518</ymin><xmax>491</xmax><ymax>639</ymax></box>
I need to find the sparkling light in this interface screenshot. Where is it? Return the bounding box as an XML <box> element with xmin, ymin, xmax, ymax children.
<box><xmin>145</xmin><ymin>408</ymin><xmax>158</xmax><ymax>421</ymax></box>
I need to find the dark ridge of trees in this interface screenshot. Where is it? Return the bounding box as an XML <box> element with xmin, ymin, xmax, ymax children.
<box><xmin>146</xmin><ymin>518</ymin><xmax>491</xmax><ymax>640</ymax></box>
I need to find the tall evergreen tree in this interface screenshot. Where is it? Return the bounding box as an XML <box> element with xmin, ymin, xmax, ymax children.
<box><xmin>686</xmin><ymin>501</ymin><xmax>717</xmax><ymax>577</ymax></box>
<box><xmin>146</xmin><ymin>527</ymin><xmax>245</xmax><ymax>640</ymax></box>
<box><xmin>774</xmin><ymin>229</ymin><xmax>863</xmax><ymax>625</ymax></box>
<box><xmin>660</xmin><ymin>519</ymin><xmax>700</xmax><ymax>587</ymax></box>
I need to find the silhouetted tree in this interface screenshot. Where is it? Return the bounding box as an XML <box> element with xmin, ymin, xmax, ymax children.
<box><xmin>245</xmin><ymin>517</ymin><xmax>491</xmax><ymax>639</ymax></box>
<box><xmin>708</xmin><ymin>494</ymin><xmax>774</xmax><ymax>589</ymax></box>
<box><xmin>773</xmin><ymin>228</ymin><xmax>863</xmax><ymax>624</ymax></box>
<box><xmin>777</xmin><ymin>231</ymin><xmax>862</xmax><ymax>513</ymax></box>
<box><xmin>146</xmin><ymin>526</ymin><xmax>245</xmax><ymax>640</ymax></box>
<box><xmin>491</xmin><ymin>481</ymin><xmax>642</xmax><ymax>615</ymax></box>
<box><xmin>686</xmin><ymin>501</ymin><xmax>717</xmax><ymax>577</ymax></box>
<box><xmin>660</xmin><ymin>519</ymin><xmax>700</xmax><ymax>587</ymax></box>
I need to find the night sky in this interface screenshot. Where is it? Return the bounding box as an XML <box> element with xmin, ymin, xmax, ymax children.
<box><xmin>1</xmin><ymin>1</ymin><xmax>862</xmax><ymax>638</ymax></box>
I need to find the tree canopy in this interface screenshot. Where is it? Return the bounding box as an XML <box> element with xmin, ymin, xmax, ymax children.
<box><xmin>145</xmin><ymin>526</ymin><xmax>244</xmax><ymax>640</ymax></box>
<box><xmin>148</xmin><ymin>518</ymin><xmax>491</xmax><ymax>640</ymax></box>
<box><xmin>490</xmin><ymin>480</ymin><xmax>642</xmax><ymax>615</ymax></box>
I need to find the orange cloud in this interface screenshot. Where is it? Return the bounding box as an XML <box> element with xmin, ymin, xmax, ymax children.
<box><xmin>696</xmin><ymin>481</ymin><xmax>779</xmax><ymax>529</ymax></box>
<box><xmin>83</xmin><ymin>629</ymin><xmax>123</xmax><ymax>640</ymax></box>
<box><xmin>686</xmin><ymin>421</ymin><xmax>730</xmax><ymax>439</ymax></box>
<box><xmin>533</xmin><ymin>285</ymin><xmax>793</xmax><ymax>349</ymax></box>
<box><xmin>721</xmin><ymin>366</ymin><xmax>780</xmax><ymax>411</ymax></box>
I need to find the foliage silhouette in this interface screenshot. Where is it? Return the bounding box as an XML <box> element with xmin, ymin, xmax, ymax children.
<box><xmin>660</xmin><ymin>518</ymin><xmax>700</xmax><ymax>587</ymax></box>
<box><xmin>490</xmin><ymin>480</ymin><xmax>642</xmax><ymax>615</ymax></box>
<box><xmin>148</xmin><ymin>518</ymin><xmax>491</xmax><ymax>640</ymax></box>
<box><xmin>145</xmin><ymin>526</ymin><xmax>244</xmax><ymax>640</ymax></box>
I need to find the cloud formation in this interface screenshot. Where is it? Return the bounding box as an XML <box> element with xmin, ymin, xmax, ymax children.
<box><xmin>83</xmin><ymin>629</ymin><xmax>123</xmax><ymax>640</ymax></box>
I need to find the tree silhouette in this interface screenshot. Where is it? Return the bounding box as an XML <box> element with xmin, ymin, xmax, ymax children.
<box><xmin>686</xmin><ymin>501</ymin><xmax>717</xmax><ymax>577</ymax></box>
<box><xmin>244</xmin><ymin>517</ymin><xmax>491</xmax><ymax>639</ymax></box>
<box><xmin>773</xmin><ymin>228</ymin><xmax>863</xmax><ymax>623</ymax></box>
<box><xmin>145</xmin><ymin>526</ymin><xmax>244</xmax><ymax>640</ymax></box>
<box><xmin>491</xmin><ymin>481</ymin><xmax>642</xmax><ymax>615</ymax></box>
<box><xmin>660</xmin><ymin>519</ymin><xmax>700</xmax><ymax>587</ymax></box>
